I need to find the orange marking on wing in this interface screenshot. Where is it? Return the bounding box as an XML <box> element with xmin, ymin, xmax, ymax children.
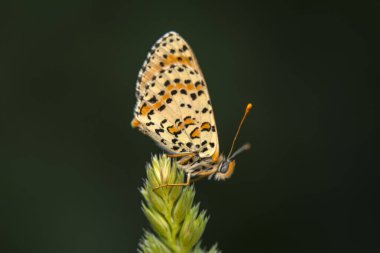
<box><xmin>165</xmin><ymin>55</ymin><xmax>193</xmax><ymax>67</ymax></box>
<box><xmin>176</xmin><ymin>83</ymin><xmax>186</xmax><ymax>89</ymax></box>
<box><xmin>187</xmin><ymin>84</ymin><xmax>195</xmax><ymax>91</ymax></box>
<box><xmin>200</xmin><ymin>122</ymin><xmax>211</xmax><ymax>131</ymax></box>
<box><xmin>167</xmin><ymin>118</ymin><xmax>196</xmax><ymax>136</ymax></box>
<box><xmin>167</xmin><ymin>84</ymin><xmax>175</xmax><ymax>91</ymax></box>
<box><xmin>131</xmin><ymin>119</ymin><xmax>141</xmax><ymax>128</ymax></box>
<box><xmin>190</xmin><ymin>128</ymin><xmax>200</xmax><ymax>139</ymax></box>
<box><xmin>196</xmin><ymin>85</ymin><xmax>203</xmax><ymax>91</ymax></box>
<box><xmin>153</xmin><ymin>101</ymin><xmax>163</xmax><ymax>109</ymax></box>
<box><xmin>212</xmin><ymin>149</ymin><xmax>220</xmax><ymax>162</ymax></box>
<box><xmin>141</xmin><ymin>104</ymin><xmax>152</xmax><ymax>116</ymax></box>
<box><xmin>162</xmin><ymin>93</ymin><xmax>170</xmax><ymax>101</ymax></box>
<box><xmin>184</xmin><ymin>118</ymin><xmax>196</xmax><ymax>126</ymax></box>
<box><xmin>168</xmin><ymin>125</ymin><xmax>181</xmax><ymax>135</ymax></box>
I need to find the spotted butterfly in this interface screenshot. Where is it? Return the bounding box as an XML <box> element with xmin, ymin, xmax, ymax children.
<box><xmin>131</xmin><ymin>31</ymin><xmax>252</xmax><ymax>188</ymax></box>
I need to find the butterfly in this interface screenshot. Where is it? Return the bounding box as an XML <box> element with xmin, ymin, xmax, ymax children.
<box><xmin>131</xmin><ymin>31</ymin><xmax>252</xmax><ymax>189</ymax></box>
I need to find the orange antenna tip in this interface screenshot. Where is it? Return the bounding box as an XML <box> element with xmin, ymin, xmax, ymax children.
<box><xmin>246</xmin><ymin>103</ymin><xmax>253</xmax><ymax>112</ymax></box>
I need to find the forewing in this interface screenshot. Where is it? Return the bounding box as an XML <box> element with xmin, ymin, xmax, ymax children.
<box><xmin>133</xmin><ymin>31</ymin><xmax>219</xmax><ymax>157</ymax></box>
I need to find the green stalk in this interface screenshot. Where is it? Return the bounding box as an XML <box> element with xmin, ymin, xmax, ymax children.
<box><xmin>139</xmin><ymin>155</ymin><xmax>220</xmax><ymax>253</ymax></box>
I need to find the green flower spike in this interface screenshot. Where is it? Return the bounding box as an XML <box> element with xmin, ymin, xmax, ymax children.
<box><xmin>139</xmin><ymin>154</ymin><xmax>220</xmax><ymax>253</ymax></box>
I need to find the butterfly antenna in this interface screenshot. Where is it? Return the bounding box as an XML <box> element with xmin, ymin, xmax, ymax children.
<box><xmin>230</xmin><ymin>143</ymin><xmax>251</xmax><ymax>159</ymax></box>
<box><xmin>227</xmin><ymin>103</ymin><xmax>253</xmax><ymax>159</ymax></box>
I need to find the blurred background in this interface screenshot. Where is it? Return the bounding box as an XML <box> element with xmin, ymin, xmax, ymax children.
<box><xmin>1</xmin><ymin>0</ymin><xmax>378</xmax><ymax>252</ymax></box>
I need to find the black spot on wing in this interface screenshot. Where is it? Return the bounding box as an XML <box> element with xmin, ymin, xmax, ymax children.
<box><xmin>190</xmin><ymin>93</ymin><xmax>197</xmax><ymax>100</ymax></box>
<box><xmin>160</xmin><ymin>119</ymin><xmax>167</xmax><ymax>128</ymax></box>
<box><xmin>148</xmin><ymin>96</ymin><xmax>158</xmax><ymax>103</ymax></box>
<box><xmin>158</xmin><ymin>105</ymin><xmax>166</xmax><ymax>111</ymax></box>
<box><xmin>147</xmin><ymin>110</ymin><xmax>155</xmax><ymax>120</ymax></box>
<box><xmin>155</xmin><ymin>128</ymin><xmax>164</xmax><ymax>136</ymax></box>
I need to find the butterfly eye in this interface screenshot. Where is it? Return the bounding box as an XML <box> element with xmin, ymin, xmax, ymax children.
<box><xmin>219</xmin><ymin>161</ymin><xmax>231</xmax><ymax>174</ymax></box>
<box><xmin>217</xmin><ymin>160</ymin><xmax>236</xmax><ymax>180</ymax></box>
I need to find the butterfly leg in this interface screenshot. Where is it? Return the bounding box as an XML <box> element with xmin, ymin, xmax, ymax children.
<box><xmin>167</xmin><ymin>152</ymin><xmax>195</xmax><ymax>158</ymax></box>
<box><xmin>153</xmin><ymin>172</ymin><xmax>192</xmax><ymax>191</ymax></box>
<box><xmin>166</xmin><ymin>153</ymin><xmax>196</xmax><ymax>166</ymax></box>
<box><xmin>168</xmin><ymin>168</ymin><xmax>217</xmax><ymax>187</ymax></box>
<box><xmin>178</xmin><ymin>153</ymin><xmax>196</xmax><ymax>165</ymax></box>
<box><xmin>195</xmin><ymin>168</ymin><xmax>218</xmax><ymax>178</ymax></box>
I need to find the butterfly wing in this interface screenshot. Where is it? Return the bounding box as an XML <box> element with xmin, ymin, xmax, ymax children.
<box><xmin>132</xmin><ymin>31</ymin><xmax>219</xmax><ymax>159</ymax></box>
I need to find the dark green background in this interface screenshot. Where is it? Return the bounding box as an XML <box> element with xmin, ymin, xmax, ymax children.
<box><xmin>1</xmin><ymin>0</ymin><xmax>378</xmax><ymax>252</ymax></box>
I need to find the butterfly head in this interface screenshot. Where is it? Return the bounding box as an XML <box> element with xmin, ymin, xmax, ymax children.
<box><xmin>214</xmin><ymin>157</ymin><xmax>236</xmax><ymax>180</ymax></box>
<box><xmin>213</xmin><ymin>103</ymin><xmax>253</xmax><ymax>181</ymax></box>
<box><xmin>213</xmin><ymin>143</ymin><xmax>251</xmax><ymax>180</ymax></box>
